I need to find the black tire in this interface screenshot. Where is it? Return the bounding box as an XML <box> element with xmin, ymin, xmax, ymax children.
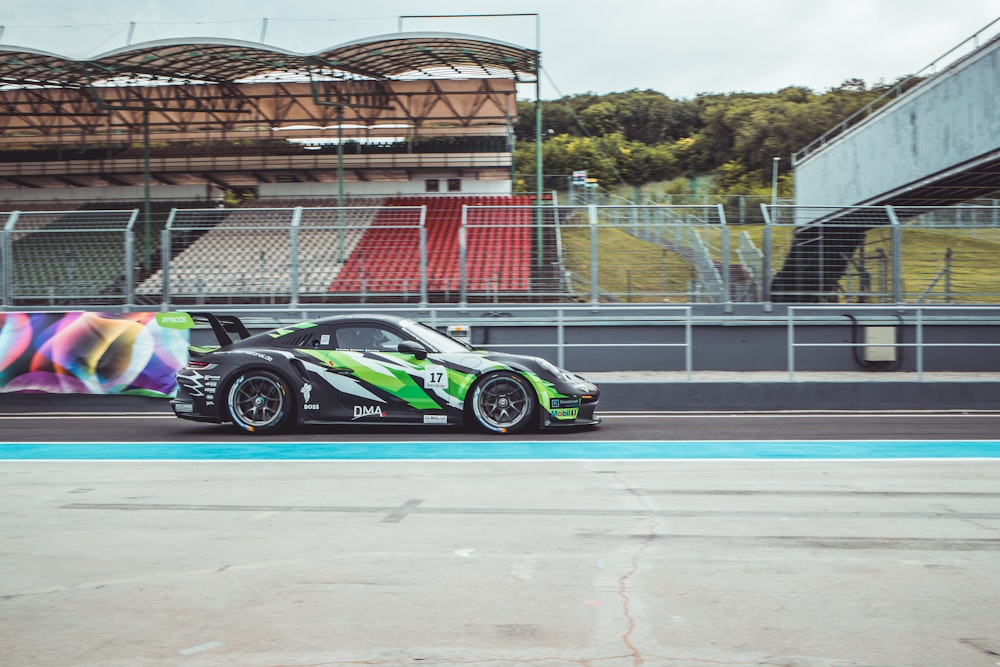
<box><xmin>469</xmin><ymin>371</ymin><xmax>537</xmax><ymax>434</ymax></box>
<box><xmin>226</xmin><ymin>370</ymin><xmax>293</xmax><ymax>434</ymax></box>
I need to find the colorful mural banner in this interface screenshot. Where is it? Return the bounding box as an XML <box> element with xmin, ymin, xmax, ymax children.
<box><xmin>0</xmin><ymin>312</ymin><xmax>190</xmax><ymax>398</ymax></box>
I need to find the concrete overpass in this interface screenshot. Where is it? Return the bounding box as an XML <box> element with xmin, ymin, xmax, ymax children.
<box><xmin>772</xmin><ymin>20</ymin><xmax>1000</xmax><ymax>302</ymax></box>
<box><xmin>793</xmin><ymin>20</ymin><xmax>1000</xmax><ymax>207</ymax></box>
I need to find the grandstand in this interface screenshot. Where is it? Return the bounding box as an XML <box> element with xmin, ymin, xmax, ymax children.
<box><xmin>137</xmin><ymin>199</ymin><xmax>386</xmax><ymax>300</ymax></box>
<box><xmin>0</xmin><ymin>32</ymin><xmax>551</xmax><ymax>306</ymax></box>
<box><xmin>0</xmin><ymin>37</ymin><xmax>535</xmax><ymax>204</ymax></box>
<box><xmin>127</xmin><ymin>194</ymin><xmax>537</xmax><ymax>304</ymax></box>
<box><xmin>330</xmin><ymin>195</ymin><xmax>533</xmax><ymax>297</ymax></box>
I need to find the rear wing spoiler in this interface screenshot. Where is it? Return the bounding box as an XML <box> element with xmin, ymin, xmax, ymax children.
<box><xmin>186</xmin><ymin>312</ymin><xmax>251</xmax><ymax>347</ymax></box>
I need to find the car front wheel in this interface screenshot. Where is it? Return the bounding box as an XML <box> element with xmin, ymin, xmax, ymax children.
<box><xmin>226</xmin><ymin>370</ymin><xmax>293</xmax><ymax>434</ymax></box>
<box><xmin>469</xmin><ymin>371</ymin><xmax>537</xmax><ymax>434</ymax></box>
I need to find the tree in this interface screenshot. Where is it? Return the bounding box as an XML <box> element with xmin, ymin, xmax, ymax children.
<box><xmin>514</xmin><ymin>81</ymin><xmax>884</xmax><ymax>195</ymax></box>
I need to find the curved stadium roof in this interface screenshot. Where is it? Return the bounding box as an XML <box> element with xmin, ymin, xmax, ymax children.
<box><xmin>0</xmin><ymin>32</ymin><xmax>539</xmax><ymax>88</ymax></box>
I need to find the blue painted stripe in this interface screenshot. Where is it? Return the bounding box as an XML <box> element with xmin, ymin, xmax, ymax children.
<box><xmin>0</xmin><ymin>440</ymin><xmax>999</xmax><ymax>460</ymax></box>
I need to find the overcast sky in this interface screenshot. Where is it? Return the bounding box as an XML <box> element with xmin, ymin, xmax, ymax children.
<box><xmin>2</xmin><ymin>1</ymin><xmax>997</xmax><ymax>99</ymax></box>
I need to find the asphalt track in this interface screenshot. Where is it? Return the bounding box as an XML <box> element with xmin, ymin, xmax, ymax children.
<box><xmin>2</xmin><ymin>407</ymin><xmax>1000</xmax><ymax>445</ymax></box>
<box><xmin>2</xmin><ymin>403</ymin><xmax>1000</xmax><ymax>667</ymax></box>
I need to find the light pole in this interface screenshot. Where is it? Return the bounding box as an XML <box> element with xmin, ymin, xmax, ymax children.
<box><xmin>771</xmin><ymin>156</ymin><xmax>781</xmax><ymax>206</ymax></box>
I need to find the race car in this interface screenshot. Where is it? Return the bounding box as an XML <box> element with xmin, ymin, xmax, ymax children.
<box><xmin>170</xmin><ymin>312</ymin><xmax>600</xmax><ymax>435</ymax></box>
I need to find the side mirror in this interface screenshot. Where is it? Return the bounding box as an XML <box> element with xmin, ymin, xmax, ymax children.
<box><xmin>398</xmin><ymin>340</ymin><xmax>428</xmax><ymax>360</ymax></box>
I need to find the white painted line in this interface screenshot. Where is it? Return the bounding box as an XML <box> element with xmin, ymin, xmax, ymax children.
<box><xmin>178</xmin><ymin>641</ymin><xmax>223</xmax><ymax>656</ymax></box>
<box><xmin>600</xmin><ymin>411</ymin><xmax>1000</xmax><ymax>418</ymax></box>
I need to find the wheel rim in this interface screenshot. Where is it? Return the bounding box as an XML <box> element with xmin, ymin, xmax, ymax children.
<box><xmin>475</xmin><ymin>375</ymin><xmax>530</xmax><ymax>429</ymax></box>
<box><xmin>230</xmin><ymin>375</ymin><xmax>285</xmax><ymax>428</ymax></box>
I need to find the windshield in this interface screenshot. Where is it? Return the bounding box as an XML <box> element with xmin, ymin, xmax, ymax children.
<box><xmin>401</xmin><ymin>320</ymin><xmax>476</xmax><ymax>354</ymax></box>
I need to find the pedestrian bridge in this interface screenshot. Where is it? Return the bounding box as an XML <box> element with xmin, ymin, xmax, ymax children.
<box><xmin>793</xmin><ymin>19</ymin><xmax>1000</xmax><ymax>208</ymax></box>
<box><xmin>773</xmin><ymin>19</ymin><xmax>1000</xmax><ymax>301</ymax></box>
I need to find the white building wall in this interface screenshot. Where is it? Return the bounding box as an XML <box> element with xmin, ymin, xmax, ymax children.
<box><xmin>0</xmin><ymin>184</ymin><xmax>220</xmax><ymax>205</ymax></box>
<box><xmin>257</xmin><ymin>178</ymin><xmax>512</xmax><ymax>200</ymax></box>
<box><xmin>795</xmin><ymin>38</ymin><xmax>1000</xmax><ymax>206</ymax></box>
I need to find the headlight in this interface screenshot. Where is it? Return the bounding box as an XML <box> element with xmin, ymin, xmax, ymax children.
<box><xmin>536</xmin><ymin>357</ymin><xmax>576</xmax><ymax>382</ymax></box>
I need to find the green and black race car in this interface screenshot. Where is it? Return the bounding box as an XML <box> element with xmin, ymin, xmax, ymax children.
<box><xmin>171</xmin><ymin>313</ymin><xmax>600</xmax><ymax>435</ymax></box>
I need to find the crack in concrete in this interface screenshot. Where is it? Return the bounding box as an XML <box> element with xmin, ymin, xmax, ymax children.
<box><xmin>614</xmin><ymin>471</ymin><xmax>661</xmax><ymax>666</ymax></box>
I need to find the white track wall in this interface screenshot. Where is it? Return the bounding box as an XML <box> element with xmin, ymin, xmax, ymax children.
<box><xmin>794</xmin><ymin>37</ymin><xmax>1000</xmax><ymax>207</ymax></box>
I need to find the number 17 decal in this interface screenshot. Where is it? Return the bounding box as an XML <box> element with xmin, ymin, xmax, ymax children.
<box><xmin>424</xmin><ymin>365</ymin><xmax>448</xmax><ymax>389</ymax></box>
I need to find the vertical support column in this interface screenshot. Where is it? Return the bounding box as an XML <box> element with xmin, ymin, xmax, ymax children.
<box><xmin>533</xmin><ymin>122</ymin><xmax>544</xmax><ymax>274</ymax></box>
<box><xmin>534</xmin><ymin>17</ymin><xmax>544</xmax><ymax>270</ymax></box>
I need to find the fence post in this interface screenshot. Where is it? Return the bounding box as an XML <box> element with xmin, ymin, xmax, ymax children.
<box><xmin>589</xmin><ymin>205</ymin><xmax>599</xmax><ymax>305</ymax></box>
<box><xmin>556</xmin><ymin>308</ymin><xmax>565</xmax><ymax>368</ymax></box>
<box><xmin>886</xmin><ymin>206</ymin><xmax>902</xmax><ymax>303</ymax></box>
<box><xmin>760</xmin><ymin>203</ymin><xmax>773</xmax><ymax>306</ymax></box>
<box><xmin>124</xmin><ymin>221</ymin><xmax>135</xmax><ymax>311</ymax></box>
<box><xmin>684</xmin><ymin>306</ymin><xmax>693</xmax><ymax>380</ymax></box>
<box><xmin>419</xmin><ymin>205</ymin><xmax>428</xmax><ymax>308</ymax></box>
<box><xmin>718</xmin><ymin>204</ymin><xmax>733</xmax><ymax>312</ymax></box>
<box><xmin>290</xmin><ymin>206</ymin><xmax>302</xmax><ymax>309</ymax></box>
<box><xmin>786</xmin><ymin>306</ymin><xmax>796</xmax><ymax>380</ymax></box>
<box><xmin>459</xmin><ymin>205</ymin><xmax>468</xmax><ymax>307</ymax></box>
<box><xmin>1</xmin><ymin>211</ymin><xmax>17</xmax><ymax>308</ymax></box>
<box><xmin>162</xmin><ymin>208</ymin><xmax>179</xmax><ymax>310</ymax></box>
<box><xmin>915</xmin><ymin>307</ymin><xmax>924</xmax><ymax>380</ymax></box>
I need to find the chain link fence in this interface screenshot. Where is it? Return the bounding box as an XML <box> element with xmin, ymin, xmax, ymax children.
<box><xmin>764</xmin><ymin>205</ymin><xmax>1000</xmax><ymax>304</ymax></box>
<box><xmin>2</xmin><ymin>208</ymin><xmax>137</xmax><ymax>307</ymax></box>
<box><xmin>3</xmin><ymin>201</ymin><xmax>1000</xmax><ymax>309</ymax></box>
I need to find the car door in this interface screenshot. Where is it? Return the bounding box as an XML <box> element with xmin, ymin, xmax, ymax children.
<box><xmin>298</xmin><ymin>322</ymin><xmax>439</xmax><ymax>424</ymax></box>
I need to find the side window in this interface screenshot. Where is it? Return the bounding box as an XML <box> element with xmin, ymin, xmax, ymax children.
<box><xmin>275</xmin><ymin>324</ymin><xmax>336</xmax><ymax>349</ymax></box>
<box><xmin>334</xmin><ymin>325</ymin><xmax>402</xmax><ymax>352</ymax></box>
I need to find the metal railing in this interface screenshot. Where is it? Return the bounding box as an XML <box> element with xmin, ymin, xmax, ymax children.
<box><xmin>793</xmin><ymin>16</ymin><xmax>1000</xmax><ymax>165</ymax></box>
<box><xmin>415</xmin><ymin>305</ymin><xmax>695</xmax><ymax>375</ymax></box>
<box><xmin>786</xmin><ymin>305</ymin><xmax>1000</xmax><ymax>381</ymax></box>
<box><xmin>174</xmin><ymin>303</ymin><xmax>997</xmax><ymax>378</ymax></box>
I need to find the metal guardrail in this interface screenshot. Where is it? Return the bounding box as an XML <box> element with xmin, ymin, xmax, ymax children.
<box><xmin>418</xmin><ymin>305</ymin><xmax>695</xmax><ymax>376</ymax></box>
<box><xmin>177</xmin><ymin>303</ymin><xmax>998</xmax><ymax>379</ymax></box>
<box><xmin>786</xmin><ymin>305</ymin><xmax>1000</xmax><ymax>381</ymax></box>
<box><xmin>2</xmin><ymin>300</ymin><xmax>996</xmax><ymax>379</ymax></box>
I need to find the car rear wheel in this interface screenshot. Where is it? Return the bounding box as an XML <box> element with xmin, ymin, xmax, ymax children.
<box><xmin>469</xmin><ymin>371</ymin><xmax>536</xmax><ymax>434</ymax></box>
<box><xmin>226</xmin><ymin>370</ymin><xmax>293</xmax><ymax>434</ymax></box>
